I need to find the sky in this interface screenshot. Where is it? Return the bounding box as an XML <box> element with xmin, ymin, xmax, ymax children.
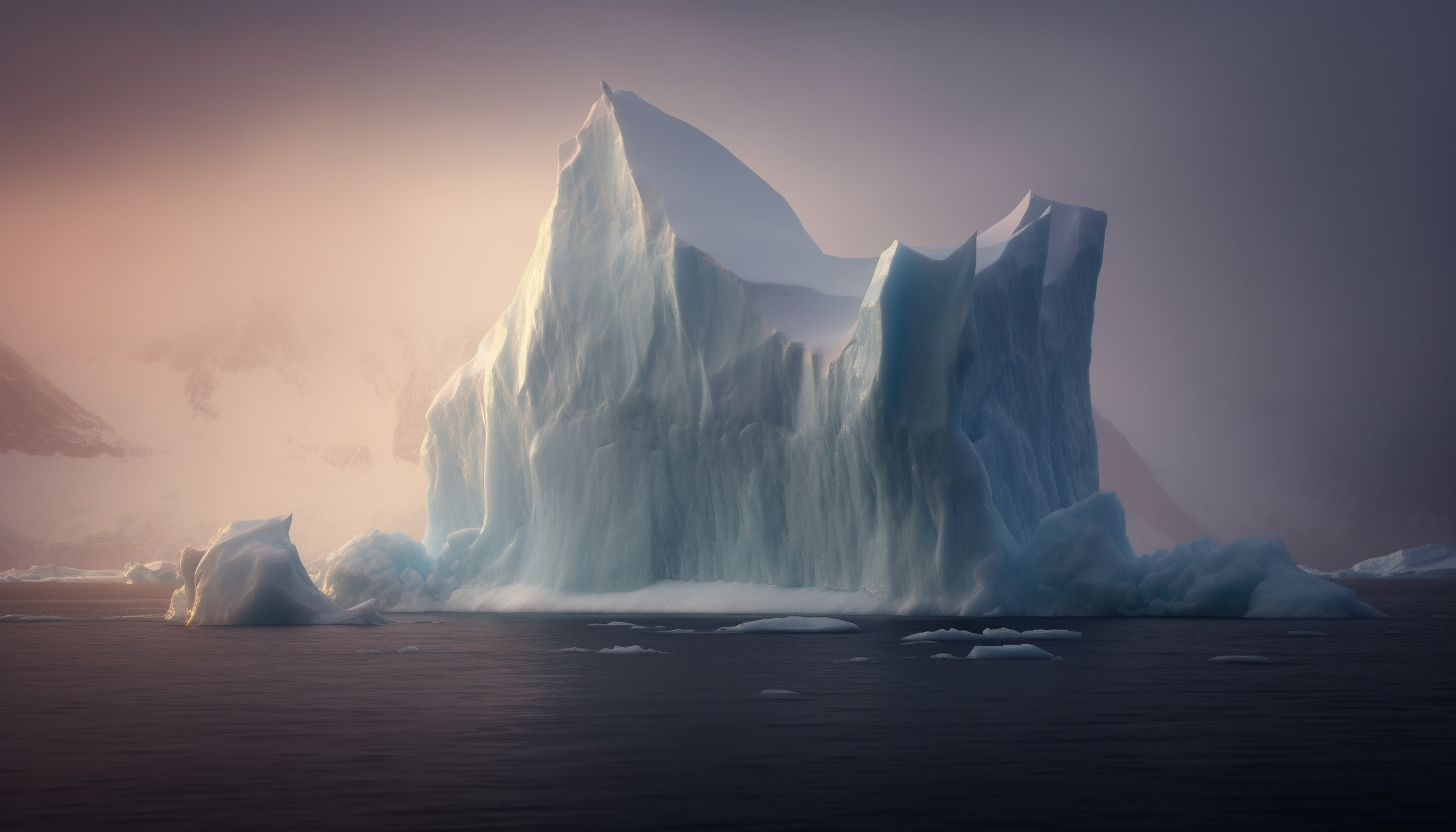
<box><xmin>2</xmin><ymin>0</ymin><xmax>1452</xmax><ymax>564</ymax></box>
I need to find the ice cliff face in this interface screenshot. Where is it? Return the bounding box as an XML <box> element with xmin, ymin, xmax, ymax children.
<box><xmin>423</xmin><ymin>85</ymin><xmax>1376</xmax><ymax>617</ymax></box>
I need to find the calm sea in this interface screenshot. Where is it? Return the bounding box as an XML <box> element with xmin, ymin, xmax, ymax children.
<box><xmin>2</xmin><ymin>582</ymin><xmax>1452</xmax><ymax>830</ymax></box>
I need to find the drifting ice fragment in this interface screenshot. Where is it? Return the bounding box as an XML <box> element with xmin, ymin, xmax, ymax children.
<box><xmin>1209</xmin><ymin>655</ymin><xmax>1281</xmax><ymax>664</ymax></box>
<box><xmin>598</xmin><ymin>645</ymin><xmax>668</xmax><ymax>655</ymax></box>
<box><xmin>902</xmin><ymin>627</ymin><xmax>1081</xmax><ymax>642</ymax></box>
<box><xmin>166</xmin><ymin>516</ymin><xmax>389</xmax><ymax>626</ymax></box>
<box><xmin>123</xmin><ymin>560</ymin><xmax>180</xmax><ymax>584</ymax></box>
<box><xmin>967</xmin><ymin>644</ymin><xmax>1059</xmax><ymax>660</ymax></box>
<box><xmin>1287</xmin><ymin>630</ymin><xmax>1329</xmax><ymax>637</ymax></box>
<box><xmin>715</xmin><ymin>616</ymin><xmax>861</xmax><ymax>634</ymax></box>
<box><xmin>758</xmin><ymin>690</ymin><xmax>802</xmax><ymax>698</ymax></box>
<box><xmin>1</xmin><ymin>565</ymin><xmax>124</xmax><ymax>582</ymax></box>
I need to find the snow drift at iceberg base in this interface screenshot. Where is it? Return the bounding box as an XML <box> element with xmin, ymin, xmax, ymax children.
<box><xmin>419</xmin><ymin>85</ymin><xmax>1377</xmax><ymax>619</ymax></box>
<box><xmin>166</xmin><ymin>516</ymin><xmax>388</xmax><ymax>625</ymax></box>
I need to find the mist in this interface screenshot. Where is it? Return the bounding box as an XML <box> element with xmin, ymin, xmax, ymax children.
<box><xmin>2</xmin><ymin>0</ymin><xmax>1451</xmax><ymax>568</ymax></box>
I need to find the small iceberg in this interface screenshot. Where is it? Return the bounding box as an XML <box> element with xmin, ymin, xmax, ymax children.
<box><xmin>1</xmin><ymin>565</ymin><xmax>125</xmax><ymax>583</ymax></box>
<box><xmin>123</xmin><ymin>560</ymin><xmax>181</xmax><ymax>584</ymax></box>
<box><xmin>716</xmin><ymin>616</ymin><xmax>860</xmax><ymax>634</ymax></box>
<box><xmin>928</xmin><ymin>653</ymin><xmax>959</xmax><ymax>659</ymax></box>
<box><xmin>597</xmin><ymin>645</ymin><xmax>668</xmax><ymax>655</ymax></box>
<box><xmin>903</xmin><ymin>627</ymin><xmax>1081</xmax><ymax>642</ymax></box>
<box><xmin>758</xmin><ymin>689</ymin><xmax>802</xmax><ymax>698</ymax></box>
<box><xmin>1209</xmin><ymin>655</ymin><xmax>1282</xmax><ymax>664</ymax></box>
<box><xmin>358</xmin><ymin>646</ymin><xmax>448</xmax><ymax>654</ymax></box>
<box><xmin>588</xmin><ymin>621</ymin><xmax>639</xmax><ymax>627</ymax></box>
<box><xmin>967</xmin><ymin>644</ymin><xmax>1059</xmax><ymax>660</ymax></box>
<box><xmin>167</xmin><ymin>516</ymin><xmax>389</xmax><ymax>626</ymax></box>
<box><xmin>0</xmin><ymin>614</ymin><xmax>163</xmax><ymax>623</ymax></box>
<box><xmin>834</xmin><ymin>657</ymin><xmax>871</xmax><ymax>663</ymax></box>
<box><xmin>1287</xmin><ymin>630</ymin><xmax>1329</xmax><ymax>637</ymax></box>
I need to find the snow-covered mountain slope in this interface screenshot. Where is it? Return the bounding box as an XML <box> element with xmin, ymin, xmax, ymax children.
<box><xmin>1093</xmin><ymin>408</ymin><xmax>1212</xmax><ymax>553</ymax></box>
<box><xmin>0</xmin><ymin>308</ymin><xmax>472</xmax><ymax>572</ymax></box>
<box><xmin>423</xmin><ymin>86</ymin><xmax>1375</xmax><ymax>617</ymax></box>
<box><xmin>1</xmin><ymin>339</ymin><xmax>126</xmax><ymax>458</ymax></box>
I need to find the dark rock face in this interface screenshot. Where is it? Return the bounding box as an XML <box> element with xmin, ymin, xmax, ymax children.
<box><xmin>0</xmin><ymin>339</ymin><xmax>126</xmax><ymax>458</ymax></box>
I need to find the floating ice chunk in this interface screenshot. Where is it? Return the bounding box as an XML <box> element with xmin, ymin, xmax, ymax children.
<box><xmin>123</xmin><ymin>560</ymin><xmax>180</xmax><ymax>584</ymax></box>
<box><xmin>716</xmin><ymin>616</ymin><xmax>861</xmax><ymax>634</ymax></box>
<box><xmin>835</xmin><ymin>657</ymin><xmax>871</xmax><ymax>663</ymax></box>
<box><xmin>903</xmin><ymin>627</ymin><xmax>1082</xmax><ymax>642</ymax></box>
<box><xmin>1</xmin><ymin>565</ymin><xmax>125</xmax><ymax>582</ymax></box>
<box><xmin>319</xmin><ymin>529</ymin><xmax>434</xmax><ymax>611</ymax></box>
<box><xmin>167</xmin><ymin>516</ymin><xmax>389</xmax><ymax>626</ymax></box>
<box><xmin>0</xmin><ymin>614</ymin><xmax>163</xmax><ymax>622</ymax></box>
<box><xmin>1287</xmin><ymin>630</ymin><xmax>1329</xmax><ymax>637</ymax></box>
<box><xmin>1209</xmin><ymin>655</ymin><xmax>1281</xmax><ymax>664</ymax></box>
<box><xmin>358</xmin><ymin>646</ymin><xmax>447</xmax><ymax>654</ymax></box>
<box><xmin>967</xmin><ymin>644</ymin><xmax>1058</xmax><ymax>660</ymax></box>
<box><xmin>660</xmin><ymin>628</ymin><xmax>696</xmax><ymax>634</ymax></box>
<box><xmin>551</xmin><ymin>647</ymin><xmax>593</xmax><ymax>653</ymax></box>
<box><xmin>589</xmin><ymin>621</ymin><xmax>639</xmax><ymax>627</ymax></box>
<box><xmin>598</xmin><ymin>645</ymin><xmax>668</xmax><ymax>655</ymax></box>
<box><xmin>929</xmin><ymin>653</ymin><xmax>959</xmax><ymax>659</ymax></box>
<box><xmin>758</xmin><ymin>689</ymin><xmax>801</xmax><ymax>698</ymax></box>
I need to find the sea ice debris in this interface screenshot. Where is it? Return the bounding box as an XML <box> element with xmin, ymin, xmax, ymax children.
<box><xmin>598</xmin><ymin>645</ymin><xmax>668</xmax><ymax>655</ymax></box>
<box><xmin>715</xmin><ymin>616</ymin><xmax>861</xmax><ymax>634</ymax></box>
<box><xmin>967</xmin><ymin>644</ymin><xmax>1058</xmax><ymax>660</ymax></box>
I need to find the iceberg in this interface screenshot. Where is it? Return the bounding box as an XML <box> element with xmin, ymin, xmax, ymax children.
<box><xmin>166</xmin><ymin>516</ymin><xmax>388</xmax><ymax>625</ymax></box>
<box><xmin>422</xmin><ymin>85</ymin><xmax>1379</xmax><ymax>619</ymax></box>
<box><xmin>714</xmin><ymin>616</ymin><xmax>861</xmax><ymax>634</ymax></box>
<box><xmin>0</xmin><ymin>564</ymin><xmax>125</xmax><ymax>582</ymax></box>
<box><xmin>123</xmin><ymin>560</ymin><xmax>180</xmax><ymax>584</ymax></box>
<box><xmin>1316</xmin><ymin>544</ymin><xmax>1456</xmax><ymax>579</ymax></box>
<box><xmin>318</xmin><ymin>529</ymin><xmax>433</xmax><ymax>610</ymax></box>
<box><xmin>902</xmin><ymin>627</ymin><xmax>1081</xmax><ymax>642</ymax></box>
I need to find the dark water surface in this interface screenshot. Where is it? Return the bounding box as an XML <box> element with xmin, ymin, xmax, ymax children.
<box><xmin>2</xmin><ymin>584</ymin><xmax>1452</xmax><ymax>830</ymax></box>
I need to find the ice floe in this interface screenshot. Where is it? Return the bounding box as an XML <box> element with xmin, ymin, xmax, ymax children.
<box><xmin>715</xmin><ymin>616</ymin><xmax>861</xmax><ymax>634</ymax></box>
<box><xmin>902</xmin><ymin>627</ymin><xmax>1081</xmax><ymax>642</ymax></box>
<box><xmin>968</xmin><ymin>644</ymin><xmax>1060</xmax><ymax>660</ymax></box>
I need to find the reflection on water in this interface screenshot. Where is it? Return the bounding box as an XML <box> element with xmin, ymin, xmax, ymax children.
<box><xmin>2</xmin><ymin>587</ymin><xmax>1453</xmax><ymax>829</ymax></box>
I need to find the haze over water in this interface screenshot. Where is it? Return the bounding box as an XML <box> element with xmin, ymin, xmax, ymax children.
<box><xmin>2</xmin><ymin>583</ymin><xmax>1452</xmax><ymax>829</ymax></box>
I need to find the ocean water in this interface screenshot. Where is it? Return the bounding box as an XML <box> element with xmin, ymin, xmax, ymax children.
<box><xmin>2</xmin><ymin>583</ymin><xmax>1452</xmax><ymax>830</ymax></box>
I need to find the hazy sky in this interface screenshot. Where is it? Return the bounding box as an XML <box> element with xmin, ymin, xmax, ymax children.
<box><xmin>3</xmin><ymin>0</ymin><xmax>1452</xmax><ymax>544</ymax></box>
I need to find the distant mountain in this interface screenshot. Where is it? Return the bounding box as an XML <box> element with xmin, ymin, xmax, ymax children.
<box><xmin>1</xmin><ymin>339</ymin><xmax>126</xmax><ymax>457</ymax></box>
<box><xmin>1093</xmin><ymin>409</ymin><xmax>1213</xmax><ymax>553</ymax></box>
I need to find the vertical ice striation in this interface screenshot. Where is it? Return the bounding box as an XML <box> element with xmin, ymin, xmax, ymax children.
<box><xmin>422</xmin><ymin>86</ymin><xmax>1378</xmax><ymax>617</ymax></box>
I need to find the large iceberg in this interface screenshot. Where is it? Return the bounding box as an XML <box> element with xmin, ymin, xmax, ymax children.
<box><xmin>167</xmin><ymin>516</ymin><xmax>388</xmax><ymax>625</ymax></box>
<box><xmin>422</xmin><ymin>85</ymin><xmax>1376</xmax><ymax>618</ymax></box>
